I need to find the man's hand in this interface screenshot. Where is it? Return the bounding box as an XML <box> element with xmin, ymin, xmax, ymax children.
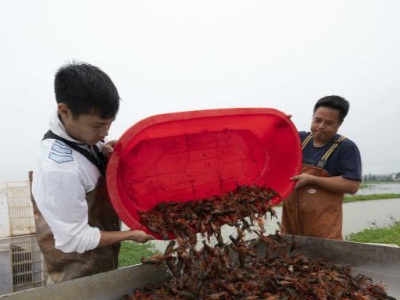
<box><xmin>102</xmin><ymin>140</ymin><xmax>117</xmax><ymax>158</ymax></box>
<box><xmin>128</xmin><ymin>230</ymin><xmax>155</xmax><ymax>243</ymax></box>
<box><xmin>291</xmin><ymin>173</ymin><xmax>314</xmax><ymax>189</ymax></box>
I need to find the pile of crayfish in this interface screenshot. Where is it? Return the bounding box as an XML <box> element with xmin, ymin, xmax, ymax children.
<box><xmin>122</xmin><ymin>185</ymin><xmax>392</xmax><ymax>300</ymax></box>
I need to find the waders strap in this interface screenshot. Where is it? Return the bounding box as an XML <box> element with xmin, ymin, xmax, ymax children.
<box><xmin>302</xmin><ymin>133</ymin><xmax>313</xmax><ymax>149</ymax></box>
<box><xmin>42</xmin><ymin>130</ymin><xmax>106</xmax><ymax>174</ymax></box>
<box><xmin>302</xmin><ymin>133</ymin><xmax>347</xmax><ymax>168</ymax></box>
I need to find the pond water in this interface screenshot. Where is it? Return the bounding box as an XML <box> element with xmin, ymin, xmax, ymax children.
<box><xmin>356</xmin><ymin>182</ymin><xmax>400</xmax><ymax>195</ymax></box>
<box><xmin>342</xmin><ymin>198</ymin><xmax>400</xmax><ymax>236</ymax></box>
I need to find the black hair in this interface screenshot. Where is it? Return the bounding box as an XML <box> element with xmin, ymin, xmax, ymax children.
<box><xmin>313</xmin><ymin>95</ymin><xmax>349</xmax><ymax>123</ymax></box>
<box><xmin>54</xmin><ymin>61</ymin><xmax>120</xmax><ymax>119</ymax></box>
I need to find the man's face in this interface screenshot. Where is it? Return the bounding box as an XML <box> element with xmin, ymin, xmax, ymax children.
<box><xmin>59</xmin><ymin>104</ymin><xmax>115</xmax><ymax>145</ymax></box>
<box><xmin>311</xmin><ymin>107</ymin><xmax>342</xmax><ymax>145</ymax></box>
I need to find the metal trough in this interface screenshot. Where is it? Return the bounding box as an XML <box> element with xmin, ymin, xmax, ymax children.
<box><xmin>1</xmin><ymin>236</ymin><xmax>399</xmax><ymax>300</ymax></box>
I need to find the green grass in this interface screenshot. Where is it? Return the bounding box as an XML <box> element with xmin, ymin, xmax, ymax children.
<box><xmin>344</xmin><ymin>193</ymin><xmax>400</xmax><ymax>203</ymax></box>
<box><xmin>347</xmin><ymin>219</ymin><xmax>400</xmax><ymax>246</ymax></box>
<box><xmin>118</xmin><ymin>241</ymin><xmax>160</xmax><ymax>268</ymax></box>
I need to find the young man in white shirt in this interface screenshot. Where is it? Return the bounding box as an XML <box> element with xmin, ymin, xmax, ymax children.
<box><xmin>32</xmin><ymin>61</ymin><xmax>153</xmax><ymax>283</ymax></box>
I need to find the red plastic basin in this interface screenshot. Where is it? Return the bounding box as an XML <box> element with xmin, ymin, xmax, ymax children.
<box><xmin>106</xmin><ymin>108</ymin><xmax>302</xmax><ymax>236</ymax></box>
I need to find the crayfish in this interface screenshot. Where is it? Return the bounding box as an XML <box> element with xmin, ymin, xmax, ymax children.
<box><xmin>122</xmin><ymin>185</ymin><xmax>392</xmax><ymax>300</ymax></box>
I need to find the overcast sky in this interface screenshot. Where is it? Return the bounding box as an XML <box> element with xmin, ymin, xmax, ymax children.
<box><xmin>1</xmin><ymin>0</ymin><xmax>400</xmax><ymax>182</ymax></box>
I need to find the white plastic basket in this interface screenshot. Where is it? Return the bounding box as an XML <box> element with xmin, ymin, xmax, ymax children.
<box><xmin>0</xmin><ymin>180</ymin><xmax>36</xmax><ymax>238</ymax></box>
<box><xmin>0</xmin><ymin>234</ymin><xmax>45</xmax><ymax>295</ymax></box>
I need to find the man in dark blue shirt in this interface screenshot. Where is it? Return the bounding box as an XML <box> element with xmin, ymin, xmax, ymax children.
<box><xmin>281</xmin><ymin>95</ymin><xmax>362</xmax><ymax>240</ymax></box>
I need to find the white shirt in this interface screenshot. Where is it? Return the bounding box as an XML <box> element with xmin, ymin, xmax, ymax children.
<box><xmin>32</xmin><ymin>112</ymin><xmax>102</xmax><ymax>253</ymax></box>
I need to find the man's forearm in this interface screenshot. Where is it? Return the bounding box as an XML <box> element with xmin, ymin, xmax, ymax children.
<box><xmin>308</xmin><ymin>175</ymin><xmax>360</xmax><ymax>194</ymax></box>
<box><xmin>98</xmin><ymin>230</ymin><xmax>154</xmax><ymax>248</ymax></box>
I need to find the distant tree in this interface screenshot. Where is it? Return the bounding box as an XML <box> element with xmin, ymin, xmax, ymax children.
<box><xmin>392</xmin><ymin>172</ymin><xmax>400</xmax><ymax>181</ymax></box>
<box><xmin>361</xmin><ymin>173</ymin><xmax>399</xmax><ymax>182</ymax></box>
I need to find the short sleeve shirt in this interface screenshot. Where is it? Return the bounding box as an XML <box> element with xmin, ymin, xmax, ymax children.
<box><xmin>299</xmin><ymin>131</ymin><xmax>362</xmax><ymax>181</ymax></box>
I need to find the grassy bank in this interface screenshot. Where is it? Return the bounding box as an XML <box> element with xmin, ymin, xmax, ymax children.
<box><xmin>272</xmin><ymin>193</ymin><xmax>400</xmax><ymax>206</ymax></box>
<box><xmin>344</xmin><ymin>194</ymin><xmax>400</xmax><ymax>246</ymax></box>
<box><xmin>344</xmin><ymin>193</ymin><xmax>400</xmax><ymax>202</ymax></box>
<box><xmin>347</xmin><ymin>219</ymin><xmax>400</xmax><ymax>246</ymax></box>
<box><xmin>119</xmin><ymin>241</ymin><xmax>159</xmax><ymax>267</ymax></box>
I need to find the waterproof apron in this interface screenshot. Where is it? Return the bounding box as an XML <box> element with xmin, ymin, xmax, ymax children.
<box><xmin>281</xmin><ymin>134</ymin><xmax>346</xmax><ymax>240</ymax></box>
<box><xmin>29</xmin><ymin>131</ymin><xmax>120</xmax><ymax>283</ymax></box>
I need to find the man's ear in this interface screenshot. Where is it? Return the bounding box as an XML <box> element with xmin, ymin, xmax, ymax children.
<box><xmin>58</xmin><ymin>103</ymin><xmax>71</xmax><ymax>119</ymax></box>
